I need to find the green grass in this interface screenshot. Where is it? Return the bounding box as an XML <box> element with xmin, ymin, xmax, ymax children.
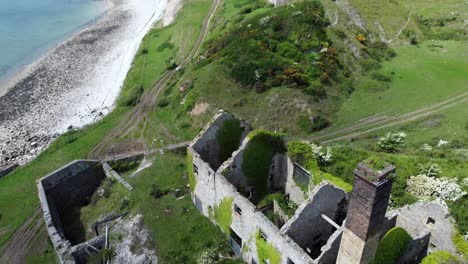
<box><xmin>372</xmin><ymin>227</ymin><xmax>412</xmax><ymax>264</ymax></box>
<box><xmin>127</xmin><ymin>152</ymin><xmax>229</xmax><ymax>263</ymax></box>
<box><xmin>242</xmin><ymin>131</ymin><xmax>286</xmax><ymax>202</ymax></box>
<box><xmin>421</xmin><ymin>251</ymin><xmax>461</xmax><ymax>264</ymax></box>
<box><xmin>256</xmin><ymin>230</ymin><xmax>281</xmax><ymax>264</ymax></box>
<box><xmin>80</xmin><ymin>179</ymin><xmax>131</xmax><ymax>239</ymax></box>
<box><xmin>329</xmin><ymin>41</ymin><xmax>468</xmax><ymax>130</ymax></box>
<box><xmin>187</xmin><ymin>152</ymin><xmax>196</xmax><ymax>192</ymax></box>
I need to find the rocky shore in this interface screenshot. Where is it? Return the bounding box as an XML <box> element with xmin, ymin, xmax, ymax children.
<box><xmin>0</xmin><ymin>0</ymin><xmax>168</xmax><ymax>169</ymax></box>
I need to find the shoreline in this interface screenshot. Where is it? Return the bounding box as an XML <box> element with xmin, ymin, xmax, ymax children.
<box><xmin>0</xmin><ymin>0</ymin><xmax>172</xmax><ymax>169</ymax></box>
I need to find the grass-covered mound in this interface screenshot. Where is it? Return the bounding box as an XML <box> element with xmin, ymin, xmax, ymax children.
<box><xmin>242</xmin><ymin>131</ymin><xmax>286</xmax><ymax>202</ymax></box>
<box><xmin>421</xmin><ymin>250</ymin><xmax>461</xmax><ymax>264</ymax></box>
<box><xmin>207</xmin><ymin>1</ymin><xmax>349</xmax><ymax>95</ymax></box>
<box><xmin>372</xmin><ymin>227</ymin><xmax>411</xmax><ymax>264</ymax></box>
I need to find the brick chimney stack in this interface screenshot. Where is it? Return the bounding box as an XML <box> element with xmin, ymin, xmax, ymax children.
<box><xmin>336</xmin><ymin>161</ymin><xmax>396</xmax><ymax>264</ymax></box>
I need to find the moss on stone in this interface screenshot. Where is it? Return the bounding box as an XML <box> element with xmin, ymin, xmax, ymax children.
<box><xmin>242</xmin><ymin>130</ymin><xmax>286</xmax><ymax>202</ymax></box>
<box><xmin>255</xmin><ymin>230</ymin><xmax>281</xmax><ymax>264</ymax></box>
<box><xmin>213</xmin><ymin>197</ymin><xmax>234</xmax><ymax>234</ymax></box>
<box><xmin>187</xmin><ymin>152</ymin><xmax>196</xmax><ymax>192</ymax></box>
<box><xmin>421</xmin><ymin>251</ymin><xmax>461</xmax><ymax>264</ymax></box>
<box><xmin>372</xmin><ymin>227</ymin><xmax>412</xmax><ymax>264</ymax></box>
<box><xmin>452</xmin><ymin>229</ymin><xmax>468</xmax><ymax>258</ymax></box>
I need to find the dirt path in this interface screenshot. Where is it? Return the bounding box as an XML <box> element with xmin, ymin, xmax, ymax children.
<box><xmin>310</xmin><ymin>91</ymin><xmax>468</xmax><ymax>144</ymax></box>
<box><xmin>0</xmin><ymin>207</ymin><xmax>47</xmax><ymax>264</ymax></box>
<box><xmin>89</xmin><ymin>0</ymin><xmax>221</xmax><ymax>159</ymax></box>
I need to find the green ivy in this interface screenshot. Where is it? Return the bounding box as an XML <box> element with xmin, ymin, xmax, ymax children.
<box><xmin>214</xmin><ymin>197</ymin><xmax>234</xmax><ymax>234</ymax></box>
<box><xmin>242</xmin><ymin>130</ymin><xmax>286</xmax><ymax>202</ymax></box>
<box><xmin>255</xmin><ymin>230</ymin><xmax>281</xmax><ymax>264</ymax></box>
<box><xmin>452</xmin><ymin>229</ymin><xmax>468</xmax><ymax>258</ymax></box>
<box><xmin>421</xmin><ymin>251</ymin><xmax>461</xmax><ymax>264</ymax></box>
<box><xmin>372</xmin><ymin>227</ymin><xmax>412</xmax><ymax>264</ymax></box>
<box><xmin>288</xmin><ymin>141</ymin><xmax>352</xmax><ymax>192</ymax></box>
<box><xmin>187</xmin><ymin>152</ymin><xmax>196</xmax><ymax>192</ymax></box>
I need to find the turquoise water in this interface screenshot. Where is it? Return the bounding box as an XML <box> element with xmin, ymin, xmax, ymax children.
<box><xmin>0</xmin><ymin>0</ymin><xmax>106</xmax><ymax>82</ymax></box>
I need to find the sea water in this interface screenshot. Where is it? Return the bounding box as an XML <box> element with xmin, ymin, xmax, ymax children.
<box><xmin>0</xmin><ymin>0</ymin><xmax>106</xmax><ymax>84</ymax></box>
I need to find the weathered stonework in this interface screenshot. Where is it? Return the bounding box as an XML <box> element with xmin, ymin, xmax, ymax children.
<box><xmin>37</xmin><ymin>160</ymin><xmax>138</xmax><ymax>263</ymax></box>
<box><xmin>336</xmin><ymin>163</ymin><xmax>395</xmax><ymax>264</ymax></box>
<box><xmin>189</xmin><ymin>111</ymin><xmax>350</xmax><ymax>264</ymax></box>
<box><xmin>37</xmin><ymin>160</ymin><xmax>106</xmax><ymax>263</ymax></box>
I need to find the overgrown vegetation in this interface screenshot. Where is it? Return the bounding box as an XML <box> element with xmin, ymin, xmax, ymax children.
<box><xmin>420</xmin><ymin>251</ymin><xmax>461</xmax><ymax>264</ymax></box>
<box><xmin>213</xmin><ymin>197</ymin><xmax>234</xmax><ymax>234</ymax></box>
<box><xmin>242</xmin><ymin>130</ymin><xmax>286</xmax><ymax>202</ymax></box>
<box><xmin>187</xmin><ymin>152</ymin><xmax>196</xmax><ymax>192</ymax></box>
<box><xmin>207</xmin><ymin>1</ymin><xmax>350</xmax><ymax>96</ymax></box>
<box><xmin>372</xmin><ymin>227</ymin><xmax>412</xmax><ymax>264</ymax></box>
<box><xmin>257</xmin><ymin>192</ymin><xmax>298</xmax><ymax>217</ymax></box>
<box><xmin>255</xmin><ymin>230</ymin><xmax>281</xmax><ymax>264</ymax></box>
<box><xmin>288</xmin><ymin>141</ymin><xmax>352</xmax><ymax>192</ymax></box>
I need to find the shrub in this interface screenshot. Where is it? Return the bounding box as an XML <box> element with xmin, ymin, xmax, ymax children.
<box><xmin>243</xmin><ymin>131</ymin><xmax>286</xmax><ymax>201</ymax></box>
<box><xmin>298</xmin><ymin>115</ymin><xmax>330</xmax><ymax>133</ymax></box>
<box><xmin>149</xmin><ymin>184</ymin><xmax>168</xmax><ymax>199</ymax></box>
<box><xmin>452</xmin><ymin>230</ymin><xmax>468</xmax><ymax>257</ymax></box>
<box><xmin>421</xmin><ymin>251</ymin><xmax>461</xmax><ymax>264</ymax></box>
<box><xmin>356</xmin><ymin>33</ymin><xmax>366</xmax><ymax>43</ymax></box>
<box><xmin>157</xmin><ymin>97</ymin><xmax>170</xmax><ymax>108</ymax></box>
<box><xmin>372</xmin><ymin>227</ymin><xmax>412</xmax><ymax>264</ymax></box>
<box><xmin>449</xmin><ymin>198</ymin><xmax>468</xmax><ymax>235</ymax></box>
<box><xmin>371</xmin><ymin>72</ymin><xmax>392</xmax><ymax>82</ymax></box>
<box><xmin>378</xmin><ymin>132</ymin><xmax>407</xmax><ymax>153</ymax></box>
<box><xmin>157</xmin><ymin>41</ymin><xmax>175</xmax><ymax>51</ymax></box>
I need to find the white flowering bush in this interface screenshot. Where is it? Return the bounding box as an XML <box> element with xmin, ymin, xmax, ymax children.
<box><xmin>406</xmin><ymin>174</ymin><xmax>466</xmax><ymax>202</ymax></box>
<box><xmin>378</xmin><ymin>132</ymin><xmax>407</xmax><ymax>153</ymax></box>
<box><xmin>197</xmin><ymin>248</ymin><xmax>217</xmax><ymax>264</ymax></box>
<box><xmin>310</xmin><ymin>143</ymin><xmax>333</xmax><ymax>165</ymax></box>
<box><xmin>421</xmin><ymin>144</ymin><xmax>432</xmax><ymax>151</ymax></box>
<box><xmin>436</xmin><ymin>139</ymin><xmax>449</xmax><ymax>148</ymax></box>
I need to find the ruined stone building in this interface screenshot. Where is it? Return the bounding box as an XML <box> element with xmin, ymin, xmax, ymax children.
<box><xmin>37</xmin><ymin>111</ymin><xmax>461</xmax><ymax>263</ymax></box>
<box><xmin>188</xmin><ymin>111</ymin><xmax>461</xmax><ymax>264</ymax></box>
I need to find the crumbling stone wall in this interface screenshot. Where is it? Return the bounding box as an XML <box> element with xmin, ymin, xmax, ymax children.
<box><xmin>390</xmin><ymin>201</ymin><xmax>458</xmax><ymax>254</ymax></box>
<box><xmin>37</xmin><ymin>160</ymin><xmax>106</xmax><ymax>263</ymax></box>
<box><xmin>281</xmin><ymin>184</ymin><xmax>348</xmax><ymax>259</ymax></box>
<box><xmin>268</xmin><ymin>153</ymin><xmax>288</xmax><ymax>190</ymax></box>
<box><xmin>285</xmin><ymin>159</ymin><xmax>307</xmax><ymax>205</ymax></box>
<box><xmin>192</xmin><ymin>111</ymin><xmax>251</xmax><ymax>171</ymax></box>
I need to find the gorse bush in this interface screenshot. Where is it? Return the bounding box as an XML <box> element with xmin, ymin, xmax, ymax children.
<box><xmin>208</xmin><ymin>1</ymin><xmax>349</xmax><ymax>94</ymax></box>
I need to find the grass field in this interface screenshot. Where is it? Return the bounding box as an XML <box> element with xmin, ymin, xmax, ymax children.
<box><xmin>324</xmin><ymin>40</ymin><xmax>468</xmax><ymax>130</ymax></box>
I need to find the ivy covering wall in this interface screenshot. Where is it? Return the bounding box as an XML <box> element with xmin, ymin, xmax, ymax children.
<box><xmin>288</xmin><ymin>141</ymin><xmax>352</xmax><ymax>192</ymax></box>
<box><xmin>187</xmin><ymin>152</ymin><xmax>196</xmax><ymax>192</ymax></box>
<box><xmin>213</xmin><ymin>197</ymin><xmax>234</xmax><ymax>234</ymax></box>
<box><xmin>255</xmin><ymin>230</ymin><xmax>281</xmax><ymax>264</ymax></box>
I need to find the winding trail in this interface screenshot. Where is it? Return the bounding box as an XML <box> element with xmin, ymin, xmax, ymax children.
<box><xmin>89</xmin><ymin>0</ymin><xmax>221</xmax><ymax>159</ymax></box>
<box><xmin>310</xmin><ymin>91</ymin><xmax>468</xmax><ymax>144</ymax></box>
